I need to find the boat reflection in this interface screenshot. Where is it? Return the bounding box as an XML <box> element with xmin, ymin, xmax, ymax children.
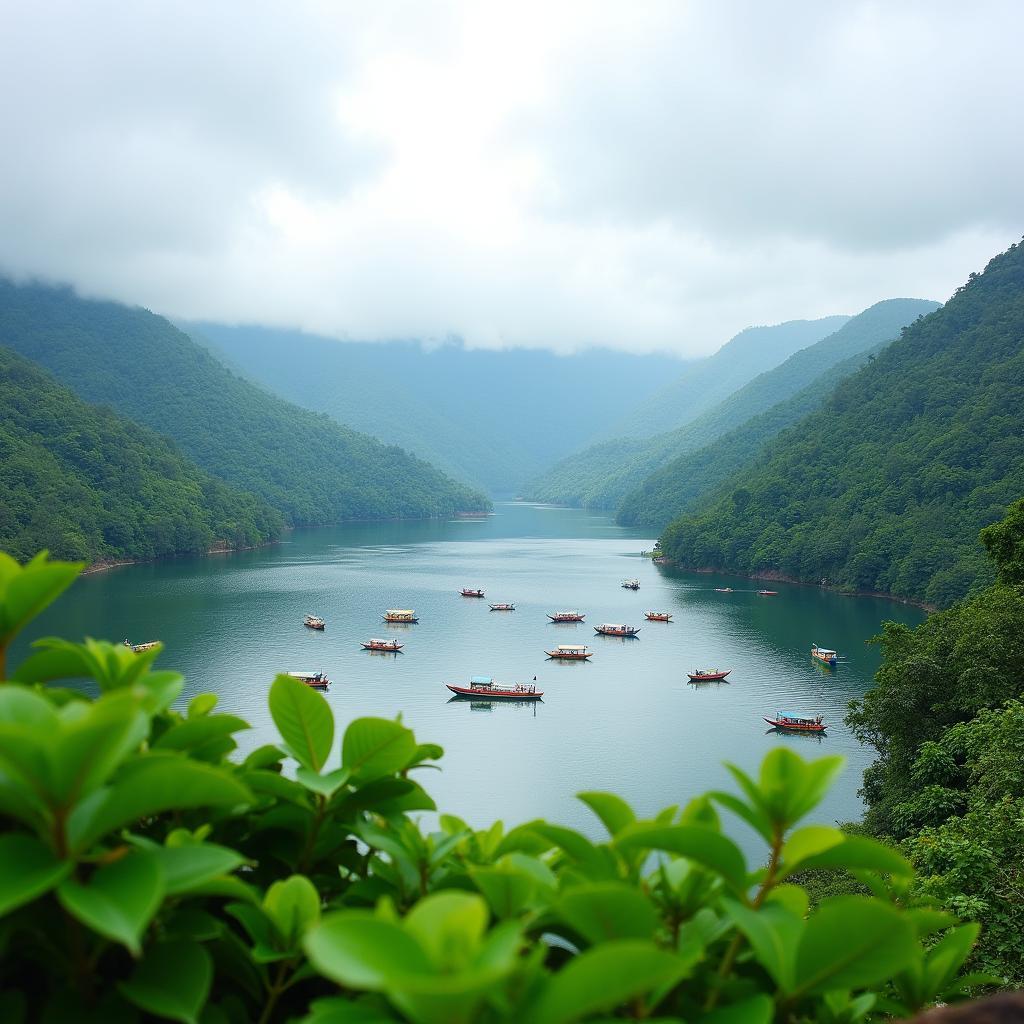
<box><xmin>447</xmin><ymin>696</ymin><xmax>543</xmax><ymax>715</ymax></box>
<box><xmin>764</xmin><ymin>727</ymin><xmax>828</xmax><ymax>744</ymax></box>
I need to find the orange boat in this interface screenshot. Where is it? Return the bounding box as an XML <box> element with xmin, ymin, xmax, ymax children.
<box><xmin>764</xmin><ymin>711</ymin><xmax>827</xmax><ymax>733</ymax></box>
<box><xmin>688</xmin><ymin>669</ymin><xmax>731</xmax><ymax>682</ymax></box>
<box><xmin>546</xmin><ymin>644</ymin><xmax>593</xmax><ymax>660</ymax></box>
<box><xmin>594</xmin><ymin>623</ymin><xmax>640</xmax><ymax>637</ymax></box>
<box><xmin>361</xmin><ymin>638</ymin><xmax>403</xmax><ymax>653</ymax></box>
<box><xmin>446</xmin><ymin>676</ymin><xmax>543</xmax><ymax>700</ymax></box>
<box><xmin>548</xmin><ymin>611</ymin><xmax>585</xmax><ymax>622</ymax></box>
<box><xmin>461</xmin><ymin>588</ymin><xmax>485</xmax><ymax>598</ymax></box>
<box><xmin>645</xmin><ymin>612</ymin><xmax>672</xmax><ymax>622</ymax></box>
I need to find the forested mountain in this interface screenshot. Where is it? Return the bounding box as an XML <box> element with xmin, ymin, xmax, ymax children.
<box><xmin>0</xmin><ymin>280</ymin><xmax>489</xmax><ymax>524</ymax></box>
<box><xmin>618</xmin><ymin>299</ymin><xmax>940</xmax><ymax>529</ymax></box>
<box><xmin>191</xmin><ymin>323</ymin><xmax>684</xmax><ymax>494</ymax></box>
<box><xmin>526</xmin><ymin>300</ymin><xmax>933</xmax><ymax>510</ymax></box>
<box><xmin>0</xmin><ymin>345</ymin><xmax>282</xmax><ymax>563</ymax></box>
<box><xmin>659</xmin><ymin>239</ymin><xmax>1024</xmax><ymax>607</ymax></box>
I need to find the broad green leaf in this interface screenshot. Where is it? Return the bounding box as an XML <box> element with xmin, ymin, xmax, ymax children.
<box><xmin>302</xmin><ymin>997</ymin><xmax>399</xmax><ymax>1023</ymax></box>
<box><xmin>786</xmin><ymin>834</ymin><xmax>913</xmax><ymax>878</ymax></box>
<box><xmin>759</xmin><ymin>750</ymin><xmax>845</xmax><ymax>829</ymax></box>
<box><xmin>342</xmin><ymin>717</ymin><xmax>416</xmax><ymax>782</ymax></box>
<box><xmin>529</xmin><ymin>823</ymin><xmax>611</xmax><ymax>876</ymax></box>
<box><xmin>702</xmin><ymin>994</ymin><xmax>774</xmax><ymax>1024</ymax></box>
<box><xmin>242</xmin><ymin>744</ymin><xmax>285</xmax><ymax>770</ymax></box>
<box><xmin>57</xmin><ymin>851</ymin><xmax>165</xmax><ymax>955</ymax></box>
<box><xmin>188</xmin><ymin>693</ymin><xmax>218</xmax><ymax>717</ymax></box>
<box><xmin>709</xmin><ymin>790</ymin><xmax>773</xmax><ymax>844</ymax></box>
<box><xmin>924</xmin><ymin>924</ymin><xmax>980</xmax><ymax>996</ymax></box>
<box><xmin>154</xmin><ymin>715</ymin><xmax>249</xmax><ymax>760</ymax></box>
<box><xmin>470</xmin><ymin>864</ymin><xmax>538</xmax><ymax>919</ymax></box>
<box><xmin>119</xmin><ymin>939</ymin><xmax>212</xmax><ymax>1024</ymax></box>
<box><xmin>264</xmin><ymin>875</ymin><xmax>321</xmax><ymax>946</ymax></box>
<box><xmin>576</xmin><ymin>791</ymin><xmax>635</xmax><ymax>837</ymax></box>
<box><xmin>0</xmin><ymin>553</ymin><xmax>82</xmax><ymax>646</ymax></box>
<box><xmin>0</xmin><ymin>685</ymin><xmax>59</xmax><ymax>731</ymax></box>
<box><xmin>780</xmin><ymin>825</ymin><xmax>845</xmax><ymax>872</ymax></box>
<box><xmin>722</xmin><ymin>898</ymin><xmax>802</xmax><ymax>991</ymax></box>
<box><xmin>557</xmin><ymin>883</ymin><xmax>658</xmax><ymax>943</ymax></box>
<box><xmin>404</xmin><ymin>892</ymin><xmax>488</xmax><ymax>970</ymax></box>
<box><xmin>615</xmin><ymin>825</ymin><xmax>748</xmax><ymax>892</ymax></box>
<box><xmin>151</xmin><ymin>843</ymin><xmax>246</xmax><ymax>896</ymax></box>
<box><xmin>0</xmin><ymin>834</ymin><xmax>72</xmax><ymax>915</ymax></box>
<box><xmin>297</xmin><ymin>766</ymin><xmax>351</xmax><ymax>798</ymax></box>
<box><xmin>270</xmin><ymin>674</ymin><xmax>334</xmax><ymax>772</ymax></box>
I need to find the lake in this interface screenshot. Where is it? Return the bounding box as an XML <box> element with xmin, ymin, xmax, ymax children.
<box><xmin>15</xmin><ymin>502</ymin><xmax>924</xmax><ymax>858</ymax></box>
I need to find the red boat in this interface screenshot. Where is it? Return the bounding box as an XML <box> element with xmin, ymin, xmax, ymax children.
<box><xmin>288</xmin><ymin>670</ymin><xmax>330</xmax><ymax>689</ymax></box>
<box><xmin>546</xmin><ymin>645</ymin><xmax>593</xmax><ymax>660</ymax></box>
<box><xmin>489</xmin><ymin>602</ymin><xmax>515</xmax><ymax>611</ymax></box>
<box><xmin>461</xmin><ymin>588</ymin><xmax>485</xmax><ymax>598</ymax></box>
<box><xmin>446</xmin><ymin>676</ymin><xmax>543</xmax><ymax>700</ymax></box>
<box><xmin>548</xmin><ymin>611</ymin><xmax>585</xmax><ymax>622</ymax></box>
<box><xmin>594</xmin><ymin>623</ymin><xmax>640</xmax><ymax>637</ymax></box>
<box><xmin>756</xmin><ymin>590</ymin><xmax>778</xmax><ymax>596</ymax></box>
<box><xmin>764</xmin><ymin>712</ymin><xmax>828</xmax><ymax>732</ymax></box>
<box><xmin>687</xmin><ymin>669</ymin><xmax>731</xmax><ymax>682</ymax></box>
<box><xmin>361</xmin><ymin>638</ymin><xmax>403</xmax><ymax>652</ymax></box>
<box><xmin>645</xmin><ymin>612</ymin><xmax>672</xmax><ymax>622</ymax></box>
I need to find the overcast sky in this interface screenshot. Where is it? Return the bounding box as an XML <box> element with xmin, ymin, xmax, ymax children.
<box><xmin>1</xmin><ymin>1</ymin><xmax>1021</xmax><ymax>356</ymax></box>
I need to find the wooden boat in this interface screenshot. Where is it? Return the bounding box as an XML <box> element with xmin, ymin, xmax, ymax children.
<box><xmin>288</xmin><ymin>670</ymin><xmax>330</xmax><ymax>689</ymax></box>
<box><xmin>383</xmin><ymin>609</ymin><xmax>419</xmax><ymax>623</ymax></box>
<box><xmin>446</xmin><ymin>676</ymin><xmax>543</xmax><ymax>701</ymax></box>
<box><xmin>645</xmin><ymin>612</ymin><xmax>672</xmax><ymax>622</ymax></box>
<box><xmin>594</xmin><ymin>623</ymin><xmax>640</xmax><ymax>637</ymax></box>
<box><xmin>811</xmin><ymin>644</ymin><xmax>838</xmax><ymax>667</ymax></box>
<box><xmin>688</xmin><ymin>669</ymin><xmax>731</xmax><ymax>682</ymax></box>
<box><xmin>362</xmin><ymin>638</ymin><xmax>403</xmax><ymax>652</ymax></box>
<box><xmin>460</xmin><ymin>588</ymin><xmax>485</xmax><ymax>598</ymax></box>
<box><xmin>546</xmin><ymin>644</ymin><xmax>593</xmax><ymax>660</ymax></box>
<box><xmin>304</xmin><ymin>614</ymin><xmax>326</xmax><ymax>630</ymax></box>
<box><xmin>714</xmin><ymin>587</ymin><xmax>733</xmax><ymax>593</ymax></box>
<box><xmin>123</xmin><ymin>639</ymin><xmax>159</xmax><ymax>653</ymax></box>
<box><xmin>547</xmin><ymin>611</ymin><xmax>585</xmax><ymax>622</ymax></box>
<box><xmin>764</xmin><ymin>711</ymin><xmax>828</xmax><ymax>733</ymax></box>
<box><xmin>756</xmin><ymin>589</ymin><xmax>778</xmax><ymax>596</ymax></box>
<box><xmin>489</xmin><ymin>602</ymin><xmax>515</xmax><ymax>611</ymax></box>
<box><xmin>622</xmin><ymin>579</ymin><xmax>640</xmax><ymax>590</ymax></box>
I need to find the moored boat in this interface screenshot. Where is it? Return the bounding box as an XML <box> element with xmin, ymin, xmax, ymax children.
<box><xmin>446</xmin><ymin>676</ymin><xmax>543</xmax><ymax>700</ymax></box>
<box><xmin>123</xmin><ymin>639</ymin><xmax>159</xmax><ymax>653</ymax></box>
<box><xmin>756</xmin><ymin>589</ymin><xmax>778</xmax><ymax>596</ymax></box>
<box><xmin>764</xmin><ymin>711</ymin><xmax>827</xmax><ymax>732</ymax></box>
<box><xmin>489</xmin><ymin>602</ymin><xmax>515</xmax><ymax>611</ymax></box>
<box><xmin>594</xmin><ymin>623</ymin><xmax>640</xmax><ymax>637</ymax></box>
<box><xmin>545</xmin><ymin>644</ymin><xmax>593</xmax><ymax>660</ymax></box>
<box><xmin>811</xmin><ymin>643</ymin><xmax>838</xmax><ymax>667</ymax></box>
<box><xmin>687</xmin><ymin>669</ymin><xmax>731</xmax><ymax>682</ymax></box>
<box><xmin>622</xmin><ymin>579</ymin><xmax>640</xmax><ymax>590</ymax></box>
<box><xmin>460</xmin><ymin>588</ymin><xmax>485</xmax><ymax>598</ymax></box>
<box><xmin>547</xmin><ymin>611</ymin><xmax>585</xmax><ymax>622</ymax></box>
<box><xmin>288</xmin><ymin>670</ymin><xmax>330</xmax><ymax>689</ymax></box>
<box><xmin>645</xmin><ymin>612</ymin><xmax>672</xmax><ymax>622</ymax></box>
<box><xmin>304</xmin><ymin>614</ymin><xmax>326</xmax><ymax>630</ymax></box>
<box><xmin>383</xmin><ymin>609</ymin><xmax>419</xmax><ymax>623</ymax></box>
<box><xmin>361</xmin><ymin>638</ymin><xmax>403</xmax><ymax>652</ymax></box>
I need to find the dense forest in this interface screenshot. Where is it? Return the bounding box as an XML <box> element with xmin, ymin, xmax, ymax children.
<box><xmin>659</xmin><ymin>240</ymin><xmax>1024</xmax><ymax>607</ymax></box>
<box><xmin>528</xmin><ymin>300</ymin><xmax>933</xmax><ymax>511</ymax></box>
<box><xmin>0</xmin><ymin>345</ymin><xmax>282</xmax><ymax>563</ymax></box>
<box><xmin>0</xmin><ymin>280</ymin><xmax>489</xmax><ymax>525</ymax></box>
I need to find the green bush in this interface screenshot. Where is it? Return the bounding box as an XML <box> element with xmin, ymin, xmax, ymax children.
<box><xmin>0</xmin><ymin>552</ymin><xmax>993</xmax><ymax>1022</ymax></box>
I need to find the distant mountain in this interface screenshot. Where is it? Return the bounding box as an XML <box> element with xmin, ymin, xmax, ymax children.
<box><xmin>0</xmin><ymin>344</ymin><xmax>282</xmax><ymax>563</ymax></box>
<box><xmin>659</xmin><ymin>240</ymin><xmax>1024</xmax><ymax>607</ymax></box>
<box><xmin>617</xmin><ymin>299</ymin><xmax>940</xmax><ymax>529</ymax></box>
<box><xmin>526</xmin><ymin>300</ymin><xmax>933</xmax><ymax>510</ymax></box>
<box><xmin>0</xmin><ymin>281</ymin><xmax>489</xmax><ymax>525</ymax></box>
<box><xmin>190</xmin><ymin>324</ymin><xmax>686</xmax><ymax>495</ymax></box>
<box><xmin>603</xmin><ymin>316</ymin><xmax>850</xmax><ymax>440</ymax></box>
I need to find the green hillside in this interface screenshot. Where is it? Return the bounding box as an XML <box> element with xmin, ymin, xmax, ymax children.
<box><xmin>0</xmin><ymin>281</ymin><xmax>489</xmax><ymax>524</ymax></box>
<box><xmin>526</xmin><ymin>300</ymin><xmax>932</xmax><ymax>510</ymax></box>
<box><xmin>618</xmin><ymin>299</ymin><xmax>940</xmax><ymax>529</ymax></box>
<box><xmin>659</xmin><ymin>239</ymin><xmax>1024</xmax><ymax>607</ymax></box>
<box><xmin>0</xmin><ymin>345</ymin><xmax>282</xmax><ymax>563</ymax></box>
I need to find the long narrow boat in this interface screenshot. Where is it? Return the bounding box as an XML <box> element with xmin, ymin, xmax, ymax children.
<box><xmin>548</xmin><ymin>611</ymin><xmax>585</xmax><ymax>622</ymax></box>
<box><xmin>688</xmin><ymin>669</ymin><xmax>731</xmax><ymax>682</ymax></box>
<box><xmin>810</xmin><ymin>644</ymin><xmax>838</xmax><ymax>667</ymax></box>
<box><xmin>713</xmin><ymin>587</ymin><xmax>733</xmax><ymax>593</ymax></box>
<box><xmin>124</xmin><ymin>639</ymin><xmax>160</xmax><ymax>653</ymax></box>
<box><xmin>288</xmin><ymin>670</ymin><xmax>330</xmax><ymax>689</ymax></box>
<box><xmin>546</xmin><ymin>644</ymin><xmax>593</xmax><ymax>660</ymax></box>
<box><xmin>594</xmin><ymin>623</ymin><xmax>640</xmax><ymax>637</ymax></box>
<box><xmin>446</xmin><ymin>676</ymin><xmax>543</xmax><ymax>701</ymax></box>
<box><xmin>460</xmin><ymin>588</ymin><xmax>485</xmax><ymax>598</ymax></box>
<box><xmin>764</xmin><ymin>711</ymin><xmax>827</xmax><ymax>732</ymax></box>
<box><xmin>645</xmin><ymin>612</ymin><xmax>672</xmax><ymax>622</ymax></box>
<box><xmin>622</xmin><ymin>579</ymin><xmax>640</xmax><ymax>590</ymax></box>
<box><xmin>361</xmin><ymin>638</ymin><xmax>403</xmax><ymax>652</ymax></box>
<box><xmin>304</xmin><ymin>614</ymin><xmax>326</xmax><ymax>630</ymax></box>
<box><xmin>756</xmin><ymin>589</ymin><xmax>778</xmax><ymax>596</ymax></box>
<box><xmin>383</xmin><ymin>609</ymin><xmax>419</xmax><ymax>623</ymax></box>
<box><xmin>489</xmin><ymin>602</ymin><xmax>515</xmax><ymax>611</ymax></box>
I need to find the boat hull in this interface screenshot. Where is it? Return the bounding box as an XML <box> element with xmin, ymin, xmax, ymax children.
<box><xmin>383</xmin><ymin>616</ymin><xmax>419</xmax><ymax>623</ymax></box>
<box><xmin>446</xmin><ymin>684</ymin><xmax>542</xmax><ymax>700</ymax></box>
<box><xmin>545</xmin><ymin>651</ymin><xmax>592</xmax><ymax>659</ymax></box>
<box><xmin>460</xmin><ymin>590</ymin><xmax>485</xmax><ymax>598</ymax></box>
<box><xmin>764</xmin><ymin>718</ymin><xmax>827</xmax><ymax>732</ymax></box>
<box><xmin>645</xmin><ymin>614</ymin><xmax>672</xmax><ymax>622</ymax></box>
<box><xmin>489</xmin><ymin>604</ymin><xmax>515</xmax><ymax>611</ymax></box>
<box><xmin>304</xmin><ymin>622</ymin><xmax>325</xmax><ymax>630</ymax></box>
<box><xmin>362</xmin><ymin>643</ymin><xmax>403</xmax><ymax>652</ymax></box>
<box><xmin>548</xmin><ymin>615</ymin><xmax>585</xmax><ymax>622</ymax></box>
<box><xmin>594</xmin><ymin>628</ymin><xmax>640</xmax><ymax>637</ymax></box>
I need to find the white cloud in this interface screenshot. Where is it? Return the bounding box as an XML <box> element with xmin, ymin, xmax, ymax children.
<box><xmin>0</xmin><ymin>0</ymin><xmax>1020</xmax><ymax>354</ymax></box>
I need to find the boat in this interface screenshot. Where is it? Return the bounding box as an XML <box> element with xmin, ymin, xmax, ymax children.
<box><xmin>594</xmin><ymin>623</ymin><xmax>640</xmax><ymax>637</ymax></box>
<box><xmin>645</xmin><ymin>612</ymin><xmax>672</xmax><ymax>622</ymax></box>
<box><xmin>489</xmin><ymin>603</ymin><xmax>516</xmax><ymax>611</ymax></box>
<box><xmin>446</xmin><ymin>676</ymin><xmax>543</xmax><ymax>701</ymax></box>
<box><xmin>361</xmin><ymin>638</ymin><xmax>403</xmax><ymax>652</ymax></box>
<box><xmin>714</xmin><ymin>588</ymin><xmax>733</xmax><ymax>593</ymax></box>
<box><xmin>545</xmin><ymin>644</ymin><xmax>593</xmax><ymax>660</ymax></box>
<box><xmin>288</xmin><ymin>670</ymin><xmax>330</xmax><ymax>689</ymax></box>
<box><xmin>123</xmin><ymin>639</ymin><xmax>159</xmax><ymax>653</ymax></box>
<box><xmin>383</xmin><ymin>609</ymin><xmax>419</xmax><ymax>623</ymax></box>
<box><xmin>764</xmin><ymin>711</ymin><xmax>828</xmax><ymax>733</ymax></box>
<box><xmin>304</xmin><ymin>614</ymin><xmax>326</xmax><ymax>630</ymax></box>
<box><xmin>756</xmin><ymin>589</ymin><xmax>778</xmax><ymax>596</ymax></box>
<box><xmin>811</xmin><ymin>644</ymin><xmax>838</xmax><ymax>667</ymax></box>
<box><xmin>547</xmin><ymin>611</ymin><xmax>585</xmax><ymax>622</ymax></box>
<box><xmin>688</xmin><ymin>669</ymin><xmax>731</xmax><ymax>682</ymax></box>
<box><xmin>622</xmin><ymin>579</ymin><xmax>640</xmax><ymax>590</ymax></box>
<box><xmin>460</xmin><ymin>588</ymin><xmax>485</xmax><ymax>598</ymax></box>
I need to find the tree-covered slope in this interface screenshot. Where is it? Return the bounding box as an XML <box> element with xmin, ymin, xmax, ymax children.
<box><xmin>526</xmin><ymin>301</ymin><xmax>931</xmax><ymax>510</ymax></box>
<box><xmin>0</xmin><ymin>281</ymin><xmax>489</xmax><ymax>523</ymax></box>
<box><xmin>0</xmin><ymin>345</ymin><xmax>282</xmax><ymax>563</ymax></box>
<box><xmin>618</xmin><ymin>299</ymin><xmax>940</xmax><ymax>530</ymax></box>
<box><xmin>659</xmin><ymin>239</ymin><xmax>1024</xmax><ymax>607</ymax></box>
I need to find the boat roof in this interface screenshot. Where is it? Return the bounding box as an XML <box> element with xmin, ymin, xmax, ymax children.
<box><xmin>813</xmin><ymin>646</ymin><xmax>837</xmax><ymax>655</ymax></box>
<box><xmin>470</xmin><ymin>675</ymin><xmax>493</xmax><ymax>684</ymax></box>
<box><xmin>368</xmin><ymin>638</ymin><xmax>391</xmax><ymax>644</ymax></box>
<box><xmin>600</xmin><ymin>623</ymin><xmax>627</xmax><ymax>628</ymax></box>
<box><xmin>386</xmin><ymin>609</ymin><xmax>415</xmax><ymax>614</ymax></box>
<box><xmin>289</xmin><ymin>671</ymin><xmax>321</xmax><ymax>678</ymax></box>
<box><xmin>556</xmin><ymin>644</ymin><xmax>587</xmax><ymax>651</ymax></box>
<box><xmin>777</xmin><ymin>711</ymin><xmax>817</xmax><ymax>721</ymax></box>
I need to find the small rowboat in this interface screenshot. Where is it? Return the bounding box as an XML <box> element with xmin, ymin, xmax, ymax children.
<box><xmin>124</xmin><ymin>639</ymin><xmax>159</xmax><ymax>653</ymax></box>
<box><xmin>764</xmin><ymin>711</ymin><xmax>827</xmax><ymax>732</ymax></box>
<box><xmin>688</xmin><ymin>669</ymin><xmax>731</xmax><ymax>682</ymax></box>
<box><xmin>622</xmin><ymin>579</ymin><xmax>640</xmax><ymax>590</ymax></box>
<box><xmin>548</xmin><ymin>611</ymin><xmax>585</xmax><ymax>622</ymax></box>
<box><xmin>756</xmin><ymin>590</ymin><xmax>778</xmax><ymax>596</ymax></box>
<box><xmin>383</xmin><ymin>609</ymin><xmax>419</xmax><ymax>623</ymax></box>
<box><xmin>362</xmin><ymin>638</ymin><xmax>403</xmax><ymax>652</ymax></box>
<box><xmin>446</xmin><ymin>676</ymin><xmax>543</xmax><ymax>701</ymax></box>
<box><xmin>460</xmin><ymin>588</ymin><xmax>485</xmax><ymax>598</ymax></box>
<box><xmin>645</xmin><ymin>612</ymin><xmax>672</xmax><ymax>622</ymax></box>
<box><xmin>594</xmin><ymin>623</ymin><xmax>640</xmax><ymax>637</ymax></box>
<box><xmin>811</xmin><ymin>644</ymin><xmax>838</xmax><ymax>667</ymax></box>
<box><xmin>489</xmin><ymin>603</ymin><xmax>515</xmax><ymax>611</ymax></box>
<box><xmin>714</xmin><ymin>587</ymin><xmax>733</xmax><ymax>593</ymax></box>
<box><xmin>289</xmin><ymin>670</ymin><xmax>330</xmax><ymax>689</ymax></box>
<box><xmin>304</xmin><ymin>614</ymin><xmax>326</xmax><ymax>630</ymax></box>
<box><xmin>546</xmin><ymin>645</ymin><xmax>593</xmax><ymax>660</ymax></box>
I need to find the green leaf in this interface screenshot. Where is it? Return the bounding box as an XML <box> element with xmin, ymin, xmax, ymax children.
<box><xmin>188</xmin><ymin>693</ymin><xmax>218</xmax><ymax>718</ymax></box>
<box><xmin>722</xmin><ymin>898</ymin><xmax>802</xmax><ymax>992</ymax></box>
<box><xmin>0</xmin><ymin>834</ymin><xmax>73</xmax><ymax>915</ymax></box>
<box><xmin>701</xmin><ymin>994</ymin><xmax>774</xmax><ymax>1024</ymax></box>
<box><xmin>342</xmin><ymin>717</ymin><xmax>416</xmax><ymax>782</ymax></box>
<box><xmin>529</xmin><ymin>823</ymin><xmax>611</xmax><ymax>877</ymax></box>
<box><xmin>264</xmin><ymin>875</ymin><xmax>321</xmax><ymax>946</ymax></box>
<box><xmin>154</xmin><ymin>715</ymin><xmax>249</xmax><ymax>760</ymax></box>
<box><xmin>297</xmin><ymin>766</ymin><xmax>351</xmax><ymax>798</ymax></box>
<box><xmin>57</xmin><ymin>851</ymin><xmax>165</xmax><ymax>955</ymax></box>
<box><xmin>469</xmin><ymin>864</ymin><xmax>538</xmax><ymax>919</ymax></box>
<box><xmin>759</xmin><ymin>750</ymin><xmax>845</xmax><ymax>829</ymax></box>
<box><xmin>615</xmin><ymin>825</ymin><xmax>748</xmax><ymax>892</ymax></box>
<box><xmin>119</xmin><ymin>939</ymin><xmax>212</xmax><ymax>1023</ymax></box>
<box><xmin>404</xmin><ymin>892</ymin><xmax>488</xmax><ymax>970</ymax></box>
<box><xmin>242</xmin><ymin>744</ymin><xmax>285</xmax><ymax>770</ymax></box>
<box><xmin>0</xmin><ymin>552</ymin><xmax>82</xmax><ymax>647</ymax></box>
<box><xmin>557</xmin><ymin>883</ymin><xmax>658</xmax><ymax>943</ymax></box>
<box><xmin>269</xmin><ymin>674</ymin><xmax>334</xmax><ymax>772</ymax></box>
<box><xmin>786</xmin><ymin>834</ymin><xmax>913</xmax><ymax>878</ymax></box>
<box><xmin>151</xmin><ymin>843</ymin><xmax>246</xmax><ymax>896</ymax></box>
<box><xmin>533</xmin><ymin>940</ymin><xmax>691</xmax><ymax>1024</ymax></box>
<box><xmin>780</xmin><ymin>825</ymin><xmax>845</xmax><ymax>873</ymax></box>
<box><xmin>924</xmin><ymin>924</ymin><xmax>980</xmax><ymax>997</ymax></box>
<box><xmin>0</xmin><ymin>685</ymin><xmax>60</xmax><ymax>731</ymax></box>
<box><xmin>302</xmin><ymin>997</ymin><xmax>399</xmax><ymax>1023</ymax></box>
<box><xmin>576</xmin><ymin>792</ymin><xmax>635</xmax><ymax>837</ymax></box>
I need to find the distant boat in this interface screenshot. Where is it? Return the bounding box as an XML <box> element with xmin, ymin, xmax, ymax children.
<box><xmin>811</xmin><ymin>644</ymin><xmax>838</xmax><ymax>667</ymax></box>
<box><xmin>446</xmin><ymin>676</ymin><xmax>543</xmax><ymax>700</ymax></box>
<box><xmin>489</xmin><ymin>602</ymin><xmax>515</xmax><ymax>611</ymax></box>
<box><xmin>764</xmin><ymin>711</ymin><xmax>827</xmax><ymax>733</ymax></box>
<box><xmin>756</xmin><ymin>590</ymin><xmax>778</xmax><ymax>596</ymax></box>
<box><xmin>288</xmin><ymin>670</ymin><xmax>330</xmax><ymax>689</ymax></box>
<box><xmin>123</xmin><ymin>639</ymin><xmax>159</xmax><ymax>653</ymax></box>
<box><xmin>546</xmin><ymin>644</ymin><xmax>593</xmax><ymax>660</ymax></box>
<box><xmin>361</xmin><ymin>638</ymin><xmax>403</xmax><ymax>652</ymax></box>
<box><xmin>383</xmin><ymin>609</ymin><xmax>419</xmax><ymax>623</ymax></box>
<box><xmin>688</xmin><ymin>669</ymin><xmax>731</xmax><ymax>682</ymax></box>
<box><xmin>304</xmin><ymin>614</ymin><xmax>326</xmax><ymax>630</ymax></box>
<box><xmin>547</xmin><ymin>611</ymin><xmax>585</xmax><ymax>622</ymax></box>
<box><xmin>460</xmin><ymin>588</ymin><xmax>485</xmax><ymax>598</ymax></box>
<box><xmin>714</xmin><ymin>587</ymin><xmax>733</xmax><ymax>593</ymax></box>
<box><xmin>594</xmin><ymin>623</ymin><xmax>640</xmax><ymax>637</ymax></box>
<box><xmin>622</xmin><ymin>579</ymin><xmax>640</xmax><ymax>590</ymax></box>
<box><xmin>645</xmin><ymin>612</ymin><xmax>672</xmax><ymax>622</ymax></box>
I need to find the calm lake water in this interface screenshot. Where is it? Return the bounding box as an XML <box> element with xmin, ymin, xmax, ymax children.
<box><xmin>16</xmin><ymin>502</ymin><xmax>924</xmax><ymax>859</ymax></box>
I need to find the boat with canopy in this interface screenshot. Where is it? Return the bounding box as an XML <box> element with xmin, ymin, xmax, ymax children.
<box><xmin>594</xmin><ymin>623</ymin><xmax>640</xmax><ymax>637</ymax></box>
<box><xmin>764</xmin><ymin>711</ymin><xmax>828</xmax><ymax>732</ymax></box>
<box><xmin>545</xmin><ymin>644</ymin><xmax>593</xmax><ymax>660</ymax></box>
<box><xmin>811</xmin><ymin>644</ymin><xmax>838</xmax><ymax>667</ymax></box>
<box><xmin>383</xmin><ymin>609</ymin><xmax>419</xmax><ymax>623</ymax></box>
<box><xmin>361</xmin><ymin>638</ymin><xmax>403</xmax><ymax>652</ymax></box>
<box><xmin>687</xmin><ymin>669</ymin><xmax>731</xmax><ymax>681</ymax></box>
<box><xmin>446</xmin><ymin>676</ymin><xmax>543</xmax><ymax>700</ymax></box>
<box><xmin>288</xmin><ymin>670</ymin><xmax>330</xmax><ymax>689</ymax></box>
<box><xmin>547</xmin><ymin>611</ymin><xmax>585</xmax><ymax>622</ymax></box>
<box><xmin>304</xmin><ymin>614</ymin><xmax>326</xmax><ymax>630</ymax></box>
